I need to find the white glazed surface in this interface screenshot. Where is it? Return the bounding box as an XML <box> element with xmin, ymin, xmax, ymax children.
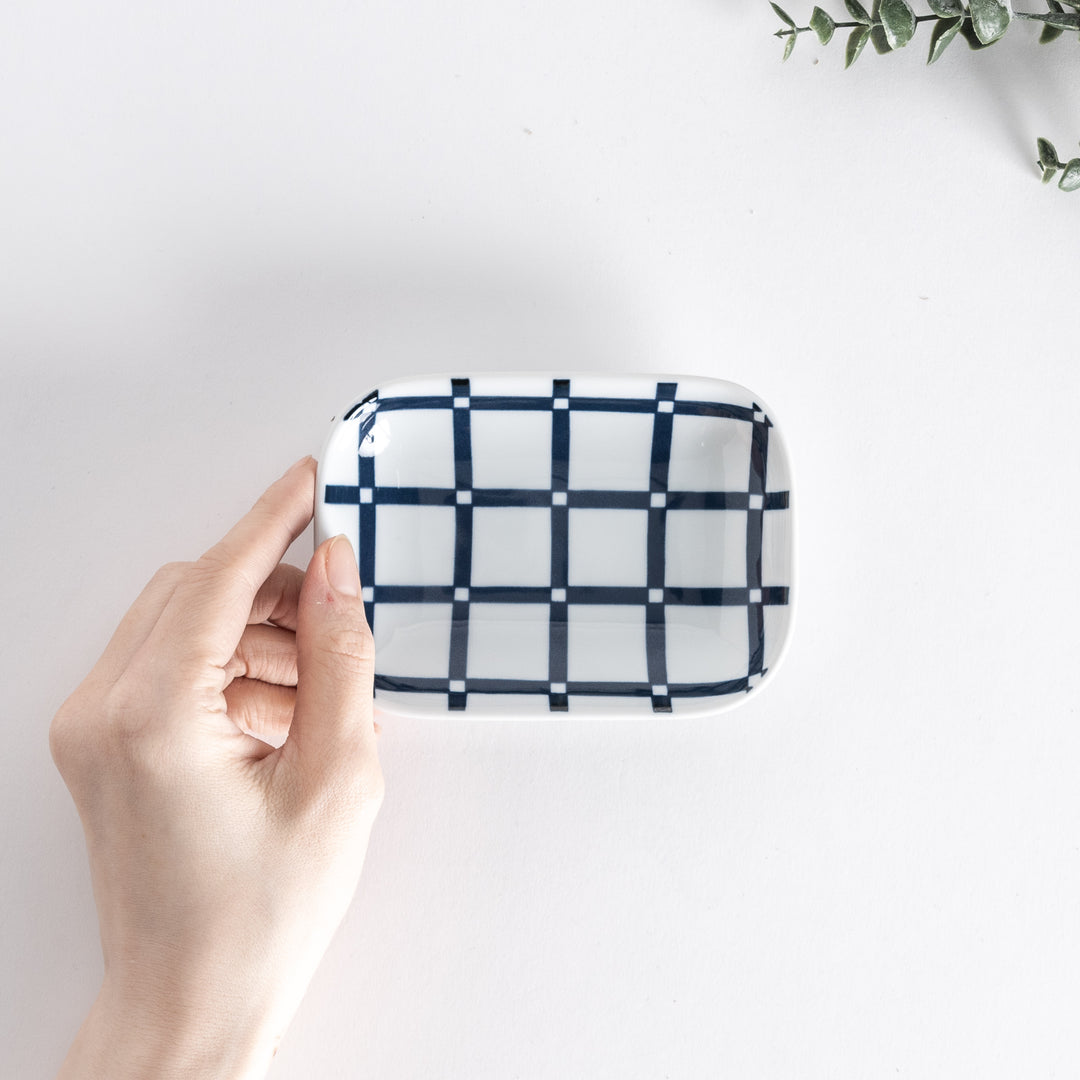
<box><xmin>317</xmin><ymin>373</ymin><xmax>793</xmax><ymax>718</ymax></box>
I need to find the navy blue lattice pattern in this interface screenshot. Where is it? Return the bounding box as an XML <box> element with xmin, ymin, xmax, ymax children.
<box><xmin>324</xmin><ymin>379</ymin><xmax>791</xmax><ymax>713</ymax></box>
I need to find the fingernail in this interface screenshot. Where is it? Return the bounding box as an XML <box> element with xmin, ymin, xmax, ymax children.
<box><xmin>326</xmin><ymin>535</ymin><xmax>360</xmax><ymax>597</ymax></box>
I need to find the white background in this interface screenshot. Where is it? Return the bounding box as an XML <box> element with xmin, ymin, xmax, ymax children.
<box><xmin>3</xmin><ymin>2</ymin><xmax>1079</xmax><ymax>1077</ymax></box>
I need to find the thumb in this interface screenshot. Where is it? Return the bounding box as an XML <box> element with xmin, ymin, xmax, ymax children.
<box><xmin>288</xmin><ymin>534</ymin><xmax>379</xmax><ymax>782</ymax></box>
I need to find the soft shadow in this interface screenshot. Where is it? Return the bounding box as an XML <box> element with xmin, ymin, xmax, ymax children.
<box><xmin>177</xmin><ymin>238</ymin><xmax>658</xmax><ymax>390</ymax></box>
<box><xmin>951</xmin><ymin>24</ymin><xmax>1078</xmax><ymax>170</ymax></box>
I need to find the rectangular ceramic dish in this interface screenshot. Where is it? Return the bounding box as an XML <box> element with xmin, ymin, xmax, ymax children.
<box><xmin>315</xmin><ymin>373</ymin><xmax>793</xmax><ymax>718</ymax></box>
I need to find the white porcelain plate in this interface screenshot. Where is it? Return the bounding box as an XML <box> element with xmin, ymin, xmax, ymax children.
<box><xmin>315</xmin><ymin>373</ymin><xmax>793</xmax><ymax>718</ymax></box>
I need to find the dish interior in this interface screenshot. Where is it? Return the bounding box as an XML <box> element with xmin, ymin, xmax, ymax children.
<box><xmin>317</xmin><ymin>374</ymin><xmax>792</xmax><ymax>716</ymax></box>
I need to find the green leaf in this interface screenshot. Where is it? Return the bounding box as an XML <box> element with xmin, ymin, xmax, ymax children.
<box><xmin>1059</xmin><ymin>159</ymin><xmax>1080</xmax><ymax>191</ymax></box>
<box><xmin>928</xmin><ymin>15</ymin><xmax>964</xmax><ymax>59</ymax></box>
<box><xmin>959</xmin><ymin>15</ymin><xmax>996</xmax><ymax>45</ymax></box>
<box><xmin>968</xmin><ymin>0</ymin><xmax>1012</xmax><ymax>43</ymax></box>
<box><xmin>771</xmin><ymin>2</ymin><xmax>796</xmax><ymax>26</ymax></box>
<box><xmin>782</xmin><ymin>29</ymin><xmax>798</xmax><ymax>58</ymax></box>
<box><xmin>870</xmin><ymin>23</ymin><xmax>894</xmax><ymax>50</ymax></box>
<box><xmin>845</xmin><ymin>23</ymin><xmax>872</xmax><ymax>63</ymax></box>
<box><xmin>879</xmin><ymin>0</ymin><xmax>917</xmax><ymax>46</ymax></box>
<box><xmin>810</xmin><ymin>6</ymin><xmax>837</xmax><ymax>42</ymax></box>
<box><xmin>1037</xmin><ymin>137</ymin><xmax>1060</xmax><ymax>169</ymax></box>
<box><xmin>926</xmin><ymin>0</ymin><xmax>963</xmax><ymax>14</ymax></box>
<box><xmin>844</xmin><ymin>0</ymin><xmax>872</xmax><ymax>21</ymax></box>
<box><xmin>868</xmin><ymin>0</ymin><xmax>891</xmax><ymax>50</ymax></box>
<box><xmin>1042</xmin><ymin>166</ymin><xmax>1059</xmax><ymax>183</ymax></box>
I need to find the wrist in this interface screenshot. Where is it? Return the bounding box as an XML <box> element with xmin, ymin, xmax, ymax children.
<box><xmin>56</xmin><ymin>977</ymin><xmax>282</xmax><ymax>1080</ymax></box>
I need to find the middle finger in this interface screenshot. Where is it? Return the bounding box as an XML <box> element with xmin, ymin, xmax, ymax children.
<box><xmin>225</xmin><ymin>623</ymin><xmax>298</xmax><ymax>687</ymax></box>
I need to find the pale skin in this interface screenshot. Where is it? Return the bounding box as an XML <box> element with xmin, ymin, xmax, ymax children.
<box><xmin>49</xmin><ymin>456</ymin><xmax>383</xmax><ymax>1079</ymax></box>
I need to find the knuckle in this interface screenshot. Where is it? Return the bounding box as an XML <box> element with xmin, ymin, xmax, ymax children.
<box><xmin>251</xmin><ymin>487</ymin><xmax>280</xmax><ymax>518</ymax></box>
<box><xmin>192</xmin><ymin>549</ymin><xmax>259</xmax><ymax>599</ymax></box>
<box><xmin>142</xmin><ymin>561</ymin><xmax>191</xmax><ymax>600</ymax></box>
<box><xmin>319</xmin><ymin>624</ymin><xmax>375</xmax><ymax>673</ymax></box>
<box><xmin>223</xmin><ymin>650</ymin><xmax>247</xmax><ymax>682</ymax></box>
<box><xmin>49</xmin><ymin>664</ymin><xmax>188</xmax><ymax>786</ymax></box>
<box><xmin>154</xmin><ymin>560</ymin><xmax>190</xmax><ymax>584</ymax></box>
<box><xmin>48</xmin><ymin>692</ymin><xmax>83</xmax><ymax>772</ymax></box>
<box><xmin>49</xmin><ymin>677</ymin><xmax>160</xmax><ymax>779</ymax></box>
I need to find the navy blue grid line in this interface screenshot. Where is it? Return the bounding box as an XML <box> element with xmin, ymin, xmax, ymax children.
<box><xmin>356</xmin><ymin>414</ymin><xmax>377</xmax><ymax>649</ymax></box>
<box><xmin>324</xmin><ymin>486</ymin><xmax>773</xmax><ymax>509</ymax></box>
<box><xmin>549</xmin><ymin>379</ymin><xmax>571</xmax><ymax>712</ymax></box>
<box><xmin>645</xmin><ymin>382</ymin><xmax>677</xmax><ymax>713</ymax></box>
<box><xmin>448</xmin><ymin>378</ymin><xmax>474</xmax><ymax>710</ymax></box>
<box><xmin>375</xmin><ymin>675</ymin><xmax>752</xmax><ymax>698</ymax></box>
<box><xmin>369</xmin><ymin>392</ymin><xmax>760</xmax><ymax>423</ymax></box>
<box><xmin>327</xmin><ymin>486</ymin><xmax>773</xmax><ymax>511</ymax></box>
<box><xmin>668</xmin><ymin>586</ymin><xmax>789</xmax><ymax>606</ymax></box>
<box><xmin>356</xmin><ymin>406</ymin><xmax>382</xmax><ymax>450</ymax></box>
<box><xmin>368</xmin><ymin>394</ymin><xmax>654</xmax><ymax>415</ymax></box>
<box><xmin>342</xmin><ymin>389</ymin><xmax>378</xmax><ymax>421</ymax></box>
<box><xmin>745</xmin><ymin>404</ymin><xmax>769</xmax><ymax>686</ymax></box>
<box><xmin>363</xmin><ymin>584</ymin><xmax>790</xmax><ymax>606</ymax></box>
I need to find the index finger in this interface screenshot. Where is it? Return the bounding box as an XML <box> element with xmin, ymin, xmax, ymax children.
<box><xmin>149</xmin><ymin>456</ymin><xmax>317</xmax><ymax>666</ymax></box>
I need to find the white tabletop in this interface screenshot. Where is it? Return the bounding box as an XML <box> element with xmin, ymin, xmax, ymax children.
<box><xmin>3</xmin><ymin>3</ymin><xmax>1078</xmax><ymax>1076</ymax></box>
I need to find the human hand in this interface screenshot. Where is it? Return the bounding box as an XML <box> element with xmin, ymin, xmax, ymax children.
<box><xmin>49</xmin><ymin>457</ymin><xmax>383</xmax><ymax>1080</ymax></box>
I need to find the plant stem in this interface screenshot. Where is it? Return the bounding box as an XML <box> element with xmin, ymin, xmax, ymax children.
<box><xmin>776</xmin><ymin>14</ymin><xmax>946</xmax><ymax>35</ymax></box>
<box><xmin>776</xmin><ymin>7</ymin><xmax>1073</xmax><ymax>35</ymax></box>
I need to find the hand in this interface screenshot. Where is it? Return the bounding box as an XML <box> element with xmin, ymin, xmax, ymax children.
<box><xmin>50</xmin><ymin>456</ymin><xmax>384</xmax><ymax>1080</ymax></box>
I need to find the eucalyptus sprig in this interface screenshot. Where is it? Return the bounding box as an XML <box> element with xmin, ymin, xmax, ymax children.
<box><xmin>772</xmin><ymin>0</ymin><xmax>1080</xmax><ymax>63</ymax></box>
<box><xmin>772</xmin><ymin>0</ymin><xmax>1080</xmax><ymax>188</ymax></box>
